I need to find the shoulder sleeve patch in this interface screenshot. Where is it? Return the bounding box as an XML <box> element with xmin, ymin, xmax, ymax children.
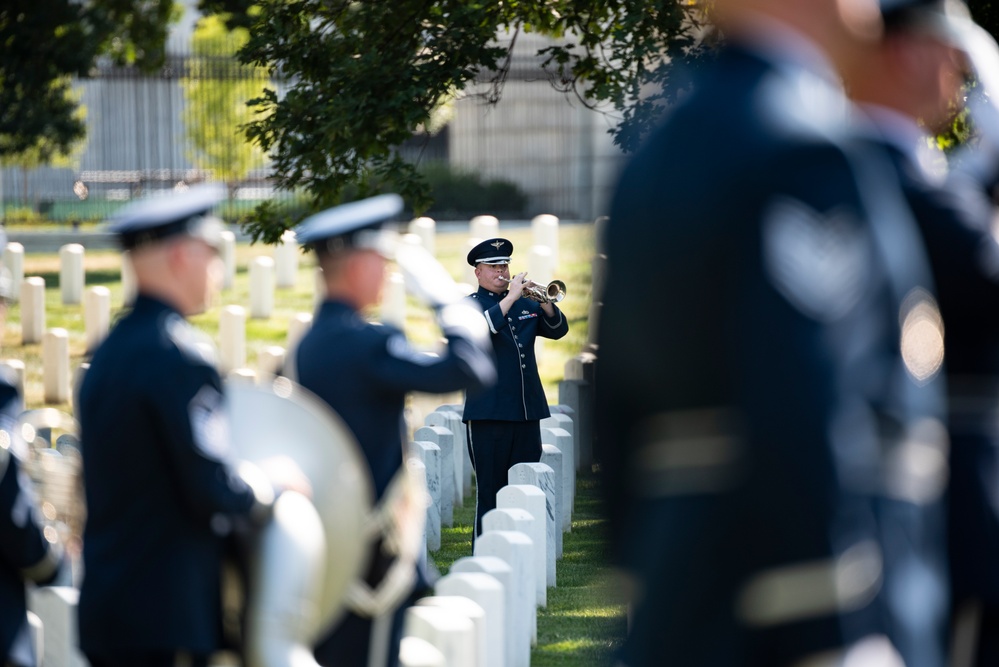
<box><xmin>165</xmin><ymin>313</ymin><xmax>217</xmax><ymax>367</ymax></box>
<box><xmin>189</xmin><ymin>385</ymin><xmax>232</xmax><ymax>461</ymax></box>
<box><xmin>387</xmin><ymin>333</ymin><xmax>441</xmax><ymax>366</ymax></box>
<box><xmin>762</xmin><ymin>197</ymin><xmax>871</xmax><ymax>321</ymax></box>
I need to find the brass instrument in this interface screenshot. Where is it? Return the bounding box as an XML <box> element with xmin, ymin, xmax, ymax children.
<box><xmin>500</xmin><ymin>276</ymin><xmax>567</xmax><ymax>304</ymax></box>
<box><xmin>226</xmin><ymin>377</ymin><xmax>429</xmax><ymax>667</ymax></box>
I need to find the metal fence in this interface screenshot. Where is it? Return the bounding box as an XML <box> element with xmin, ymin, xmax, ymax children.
<box><xmin>0</xmin><ymin>29</ymin><xmax>625</xmax><ymax>225</ymax></box>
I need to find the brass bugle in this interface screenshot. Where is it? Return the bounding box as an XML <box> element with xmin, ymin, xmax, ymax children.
<box><xmin>500</xmin><ymin>277</ymin><xmax>567</xmax><ymax>303</ymax></box>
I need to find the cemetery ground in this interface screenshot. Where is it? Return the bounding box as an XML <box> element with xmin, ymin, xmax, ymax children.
<box><xmin>4</xmin><ymin>220</ymin><xmax>627</xmax><ymax>664</ymax></box>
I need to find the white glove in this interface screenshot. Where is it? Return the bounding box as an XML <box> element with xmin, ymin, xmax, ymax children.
<box><xmin>395</xmin><ymin>238</ymin><xmax>465</xmax><ymax>309</ymax></box>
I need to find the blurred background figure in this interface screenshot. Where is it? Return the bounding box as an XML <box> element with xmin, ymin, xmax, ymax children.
<box><xmin>462</xmin><ymin>238</ymin><xmax>569</xmax><ymax>539</ymax></box>
<box><xmin>0</xmin><ymin>228</ymin><xmax>64</xmax><ymax>667</ymax></box>
<box><xmin>847</xmin><ymin>1</ymin><xmax>999</xmax><ymax>664</ymax></box>
<box><xmin>77</xmin><ymin>185</ymin><xmax>293</xmax><ymax>667</ymax></box>
<box><xmin>594</xmin><ymin>0</ymin><xmax>951</xmax><ymax>664</ymax></box>
<box><xmin>290</xmin><ymin>195</ymin><xmax>495</xmax><ymax>667</ymax></box>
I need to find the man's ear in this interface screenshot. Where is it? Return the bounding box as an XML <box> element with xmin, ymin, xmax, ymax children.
<box><xmin>165</xmin><ymin>238</ymin><xmax>191</xmax><ymax>275</ymax></box>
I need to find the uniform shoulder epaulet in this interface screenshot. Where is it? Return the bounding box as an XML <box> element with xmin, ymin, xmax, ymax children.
<box><xmin>165</xmin><ymin>313</ymin><xmax>218</xmax><ymax>367</ymax></box>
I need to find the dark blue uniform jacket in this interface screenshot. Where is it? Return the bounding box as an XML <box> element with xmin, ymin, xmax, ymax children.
<box><xmin>78</xmin><ymin>295</ymin><xmax>262</xmax><ymax>655</ymax></box>
<box><xmin>1</xmin><ymin>379</ymin><xmax>60</xmax><ymax>667</ymax></box>
<box><xmin>294</xmin><ymin>299</ymin><xmax>494</xmax><ymax>502</ymax></box>
<box><xmin>462</xmin><ymin>287</ymin><xmax>568</xmax><ymax>422</ymax></box>
<box><xmin>596</xmin><ymin>42</ymin><xmax>947</xmax><ymax>667</ymax></box>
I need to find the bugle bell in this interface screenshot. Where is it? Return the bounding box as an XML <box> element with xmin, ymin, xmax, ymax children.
<box><xmin>500</xmin><ymin>277</ymin><xmax>567</xmax><ymax>304</ymax></box>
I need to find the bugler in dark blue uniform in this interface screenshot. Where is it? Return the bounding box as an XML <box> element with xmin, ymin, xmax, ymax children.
<box><xmin>595</xmin><ymin>4</ymin><xmax>949</xmax><ymax>665</ymax></box>
<box><xmin>854</xmin><ymin>1</ymin><xmax>999</xmax><ymax>663</ymax></box>
<box><xmin>290</xmin><ymin>195</ymin><xmax>496</xmax><ymax>667</ymax></box>
<box><xmin>462</xmin><ymin>237</ymin><xmax>569</xmax><ymax>537</ymax></box>
<box><xmin>78</xmin><ymin>185</ymin><xmax>276</xmax><ymax>666</ymax></box>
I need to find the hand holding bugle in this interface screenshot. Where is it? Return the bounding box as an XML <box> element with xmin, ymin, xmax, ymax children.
<box><xmin>500</xmin><ymin>276</ymin><xmax>567</xmax><ymax>304</ymax></box>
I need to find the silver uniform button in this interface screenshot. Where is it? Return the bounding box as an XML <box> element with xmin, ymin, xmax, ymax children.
<box><xmin>522</xmin><ymin>364</ymin><xmax>526</xmax><ymax>369</ymax></box>
<box><xmin>521</xmin><ymin>354</ymin><xmax>525</xmax><ymax>358</ymax></box>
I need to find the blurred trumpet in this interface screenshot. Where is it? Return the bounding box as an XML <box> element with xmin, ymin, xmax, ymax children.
<box><xmin>501</xmin><ymin>276</ymin><xmax>567</xmax><ymax>304</ymax></box>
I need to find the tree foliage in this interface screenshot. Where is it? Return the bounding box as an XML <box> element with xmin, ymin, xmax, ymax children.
<box><xmin>183</xmin><ymin>15</ymin><xmax>268</xmax><ymax>195</ymax></box>
<box><xmin>0</xmin><ymin>0</ymin><xmax>175</xmax><ymax>160</ymax></box>
<box><xmin>227</xmin><ymin>0</ymin><xmax>708</xmax><ymax>242</ymax></box>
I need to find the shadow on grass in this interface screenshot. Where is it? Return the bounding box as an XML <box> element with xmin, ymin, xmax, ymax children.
<box><xmin>432</xmin><ymin>471</ymin><xmax>626</xmax><ymax>667</ymax></box>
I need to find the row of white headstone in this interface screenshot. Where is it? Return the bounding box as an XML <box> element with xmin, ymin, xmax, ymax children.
<box><xmin>2</xmin><ymin>211</ymin><xmax>562</xmax><ymax>404</ymax></box>
<box><xmin>401</xmin><ymin>401</ymin><xmax>578</xmax><ymax>667</ymax></box>
<box><xmin>3</xmin><ymin>212</ymin><xmax>559</xmax><ymax>320</ymax></box>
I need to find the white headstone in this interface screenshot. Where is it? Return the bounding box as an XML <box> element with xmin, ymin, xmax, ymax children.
<box><xmin>58</xmin><ymin>243</ymin><xmax>84</xmax><ymax>305</ymax></box>
<box><xmin>528</xmin><ymin>245</ymin><xmax>554</xmax><ymax>288</ymax></box>
<box><xmin>408</xmin><ymin>458</ymin><xmax>429</xmax><ymax>556</ymax></box>
<box><xmin>425</xmin><ymin>410</ymin><xmax>464</xmax><ymax>506</ymax></box>
<box><xmin>497</xmin><ymin>484</ymin><xmax>553</xmax><ymax>588</ymax></box>
<box><xmin>83</xmin><ymin>286</ymin><xmax>111</xmax><ymax>352</ymax></box>
<box><xmin>483</xmin><ymin>507</ymin><xmax>545</xmax><ymax>606</ymax></box>
<box><xmin>543</xmin><ymin>411</ymin><xmax>577</xmax><ymax>498</ymax></box>
<box><xmin>399</xmin><ymin>636</ymin><xmax>446</xmax><ymax>667</ymax></box>
<box><xmin>274</xmin><ymin>229</ymin><xmax>299</xmax><ymax>288</ymax></box>
<box><xmin>286</xmin><ymin>312</ymin><xmax>313</xmax><ymax>362</ymax></box>
<box><xmin>21</xmin><ymin>276</ymin><xmax>45</xmax><ymax>345</ymax></box>
<box><xmin>509</xmin><ymin>462</ymin><xmax>561</xmax><ymax>559</ymax></box>
<box><xmin>433</xmin><ymin>406</ymin><xmax>471</xmax><ymax>498</ymax></box>
<box><xmin>404</xmin><ymin>605</ymin><xmax>477</xmax><ymax>667</ymax></box>
<box><xmin>450</xmin><ymin>556</ymin><xmax>519</xmax><ymax>667</ymax></box>
<box><xmin>43</xmin><ymin>328</ymin><xmax>70</xmax><ymax>404</ymax></box>
<box><xmin>257</xmin><ymin>345</ymin><xmax>286</xmax><ymax>382</ymax></box>
<box><xmin>411</xmin><ymin>442</ymin><xmax>442</xmax><ymax>551</ymax></box>
<box><xmin>559</xmin><ymin>357</ymin><xmax>595</xmax><ymax>469</ymax></box>
<box><xmin>417</xmin><ymin>596</ymin><xmax>487</xmax><ymax>667</ymax></box>
<box><xmin>474</xmin><ymin>530</ymin><xmax>536</xmax><ymax>649</ymax></box>
<box><xmin>28</xmin><ymin>586</ymin><xmax>87</xmax><ymax>667</ymax></box>
<box><xmin>470</xmin><ymin>215</ymin><xmax>498</xmax><ymax>242</ymax></box>
<box><xmin>4</xmin><ymin>241</ymin><xmax>24</xmax><ymax>302</ymax></box>
<box><xmin>531</xmin><ymin>214</ymin><xmax>559</xmax><ymax>267</ymax></box>
<box><xmin>219</xmin><ymin>229</ymin><xmax>237</xmax><ymax>290</ymax></box>
<box><xmin>120</xmin><ymin>251</ymin><xmax>136</xmax><ymax>306</ymax></box>
<box><xmin>541</xmin><ymin>431</ymin><xmax>573</xmax><ymax>531</ymax></box>
<box><xmin>409</xmin><ymin>217</ymin><xmax>436</xmax><ymax>256</ymax></box>
<box><xmin>414</xmin><ymin>425</ymin><xmax>454</xmax><ymax>527</ymax></box>
<box><xmin>219</xmin><ymin>305</ymin><xmax>247</xmax><ymax>373</ymax></box>
<box><xmin>540</xmin><ymin>444</ymin><xmax>563</xmax><ymax>536</ymax></box>
<box><xmin>381</xmin><ymin>271</ymin><xmax>406</xmax><ymax>328</ymax></box>
<box><xmin>249</xmin><ymin>256</ymin><xmax>275</xmax><ymax>319</ymax></box>
<box><xmin>435</xmin><ymin>572</ymin><xmax>505</xmax><ymax>667</ymax></box>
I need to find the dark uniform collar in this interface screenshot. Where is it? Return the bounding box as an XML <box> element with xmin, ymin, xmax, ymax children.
<box><xmin>318</xmin><ymin>298</ymin><xmax>364</xmax><ymax>317</ymax></box>
<box><xmin>476</xmin><ymin>285</ymin><xmax>507</xmax><ymax>299</ymax></box>
<box><xmin>132</xmin><ymin>292</ymin><xmax>183</xmax><ymax>317</ymax></box>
